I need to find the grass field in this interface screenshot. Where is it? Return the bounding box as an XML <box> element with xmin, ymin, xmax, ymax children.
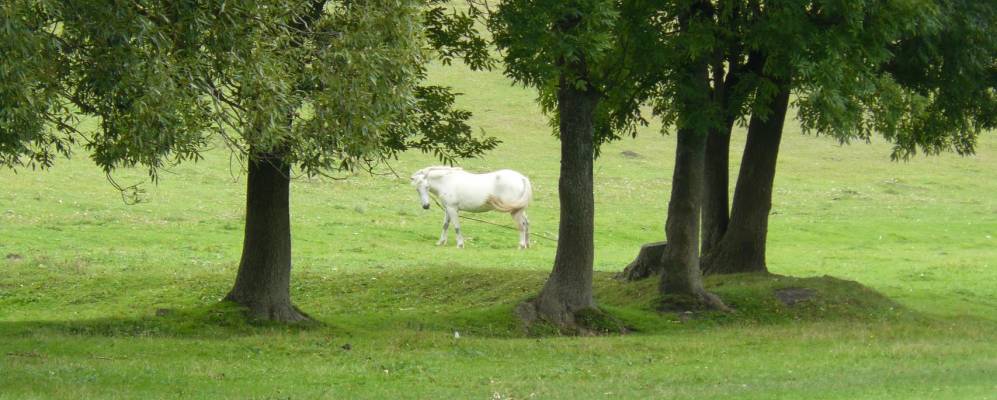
<box><xmin>1</xmin><ymin>60</ymin><xmax>995</xmax><ymax>399</ymax></box>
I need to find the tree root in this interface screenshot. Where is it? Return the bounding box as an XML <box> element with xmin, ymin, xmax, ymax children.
<box><xmin>515</xmin><ymin>298</ymin><xmax>627</xmax><ymax>336</ymax></box>
<box><xmin>659</xmin><ymin>289</ymin><xmax>731</xmax><ymax>313</ymax></box>
<box><xmin>224</xmin><ymin>294</ymin><xmax>312</xmax><ymax>324</ymax></box>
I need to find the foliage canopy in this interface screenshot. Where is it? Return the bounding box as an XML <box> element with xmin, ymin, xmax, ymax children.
<box><xmin>0</xmin><ymin>0</ymin><xmax>497</xmax><ymax>177</ymax></box>
<box><xmin>597</xmin><ymin>0</ymin><xmax>995</xmax><ymax>158</ymax></box>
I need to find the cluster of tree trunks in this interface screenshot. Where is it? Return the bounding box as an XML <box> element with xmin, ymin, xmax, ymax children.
<box><xmin>622</xmin><ymin>82</ymin><xmax>792</xmax><ymax>284</ymax></box>
<box><xmin>700</xmin><ymin>85</ymin><xmax>792</xmax><ymax>275</ymax></box>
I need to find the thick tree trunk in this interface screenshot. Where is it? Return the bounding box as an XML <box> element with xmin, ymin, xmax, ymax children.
<box><xmin>701</xmin><ymin>122</ymin><xmax>733</xmax><ymax>255</ymax></box>
<box><xmin>517</xmin><ymin>79</ymin><xmax>600</xmax><ymax>330</ymax></box>
<box><xmin>225</xmin><ymin>150</ymin><xmax>308</xmax><ymax>322</ymax></box>
<box><xmin>701</xmin><ymin>85</ymin><xmax>791</xmax><ymax>275</ymax></box>
<box><xmin>658</xmin><ymin>128</ymin><xmax>726</xmax><ymax>310</ymax></box>
<box><xmin>222</xmin><ymin>0</ymin><xmax>324</xmax><ymax>323</ymax></box>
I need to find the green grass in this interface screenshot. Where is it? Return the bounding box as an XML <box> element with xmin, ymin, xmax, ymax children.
<box><xmin>1</xmin><ymin>61</ymin><xmax>995</xmax><ymax>399</ymax></box>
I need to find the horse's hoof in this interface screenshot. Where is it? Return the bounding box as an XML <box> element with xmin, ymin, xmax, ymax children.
<box><xmin>436</xmin><ymin>241</ymin><xmax>446</xmax><ymax>246</ymax></box>
<box><xmin>457</xmin><ymin>243</ymin><xmax>464</xmax><ymax>249</ymax></box>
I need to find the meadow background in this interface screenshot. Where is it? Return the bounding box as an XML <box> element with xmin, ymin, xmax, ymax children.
<box><xmin>1</xmin><ymin>62</ymin><xmax>994</xmax><ymax>399</ymax></box>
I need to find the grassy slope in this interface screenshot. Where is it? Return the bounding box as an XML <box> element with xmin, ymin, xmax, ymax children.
<box><xmin>1</xmin><ymin>61</ymin><xmax>995</xmax><ymax>399</ymax></box>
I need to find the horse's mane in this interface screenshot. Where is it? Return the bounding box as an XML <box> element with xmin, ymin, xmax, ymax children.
<box><xmin>413</xmin><ymin>165</ymin><xmax>463</xmax><ymax>180</ymax></box>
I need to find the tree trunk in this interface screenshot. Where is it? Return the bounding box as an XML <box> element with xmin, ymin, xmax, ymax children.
<box><xmin>701</xmin><ymin>85</ymin><xmax>791</xmax><ymax>275</ymax></box>
<box><xmin>616</xmin><ymin>241</ymin><xmax>667</xmax><ymax>281</ymax></box>
<box><xmin>517</xmin><ymin>79</ymin><xmax>600</xmax><ymax>330</ymax></box>
<box><xmin>701</xmin><ymin>122</ymin><xmax>734</xmax><ymax>255</ymax></box>
<box><xmin>222</xmin><ymin>0</ymin><xmax>325</xmax><ymax>323</ymax></box>
<box><xmin>701</xmin><ymin>48</ymin><xmax>763</xmax><ymax>256</ymax></box>
<box><xmin>658</xmin><ymin>127</ymin><xmax>727</xmax><ymax>311</ymax></box>
<box><xmin>225</xmin><ymin>150</ymin><xmax>308</xmax><ymax>322</ymax></box>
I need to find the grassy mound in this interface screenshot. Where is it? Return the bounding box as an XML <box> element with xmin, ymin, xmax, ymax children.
<box><xmin>0</xmin><ymin>267</ymin><xmax>914</xmax><ymax>339</ymax></box>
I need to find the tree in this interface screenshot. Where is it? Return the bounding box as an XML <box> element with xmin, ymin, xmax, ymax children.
<box><xmin>489</xmin><ymin>0</ymin><xmax>624</xmax><ymax>330</ymax></box>
<box><xmin>647</xmin><ymin>0</ymin><xmax>731</xmax><ymax>309</ymax></box>
<box><xmin>700</xmin><ymin>0</ymin><xmax>996</xmax><ymax>275</ymax></box>
<box><xmin>602</xmin><ymin>0</ymin><xmax>995</xmax><ymax>310</ymax></box>
<box><xmin>608</xmin><ymin>0</ymin><xmax>994</xmax><ymax>281</ymax></box>
<box><xmin>595</xmin><ymin>0</ymin><xmax>738</xmax><ymax>307</ymax></box>
<box><xmin>1</xmin><ymin>0</ymin><xmax>496</xmax><ymax>321</ymax></box>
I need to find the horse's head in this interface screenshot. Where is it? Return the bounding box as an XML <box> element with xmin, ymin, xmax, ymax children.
<box><xmin>411</xmin><ymin>166</ymin><xmax>462</xmax><ymax>210</ymax></box>
<box><xmin>410</xmin><ymin>170</ymin><xmax>431</xmax><ymax>210</ymax></box>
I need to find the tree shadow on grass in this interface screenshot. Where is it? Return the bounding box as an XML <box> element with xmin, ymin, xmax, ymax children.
<box><xmin>0</xmin><ymin>301</ymin><xmax>326</xmax><ymax>340</ymax></box>
<box><xmin>0</xmin><ymin>269</ymin><xmax>952</xmax><ymax>340</ymax></box>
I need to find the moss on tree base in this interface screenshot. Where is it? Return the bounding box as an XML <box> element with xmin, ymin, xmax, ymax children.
<box><xmin>658</xmin><ymin>290</ymin><xmax>731</xmax><ymax>313</ymax></box>
<box><xmin>515</xmin><ymin>299</ymin><xmax>628</xmax><ymax>336</ymax></box>
<box><xmin>221</xmin><ymin>297</ymin><xmax>313</xmax><ymax>325</ymax></box>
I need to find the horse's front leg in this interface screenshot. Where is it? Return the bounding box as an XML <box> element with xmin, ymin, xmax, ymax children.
<box><xmin>436</xmin><ymin>211</ymin><xmax>451</xmax><ymax>246</ymax></box>
<box><xmin>449</xmin><ymin>207</ymin><xmax>464</xmax><ymax>248</ymax></box>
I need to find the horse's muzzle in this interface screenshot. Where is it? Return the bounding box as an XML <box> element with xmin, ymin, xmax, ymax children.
<box><xmin>422</xmin><ymin>204</ymin><xmax>430</xmax><ymax>210</ymax></box>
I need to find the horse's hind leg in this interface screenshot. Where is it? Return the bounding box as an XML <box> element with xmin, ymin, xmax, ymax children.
<box><xmin>437</xmin><ymin>211</ymin><xmax>451</xmax><ymax>246</ymax></box>
<box><xmin>451</xmin><ymin>208</ymin><xmax>465</xmax><ymax>248</ymax></box>
<box><xmin>513</xmin><ymin>209</ymin><xmax>529</xmax><ymax>249</ymax></box>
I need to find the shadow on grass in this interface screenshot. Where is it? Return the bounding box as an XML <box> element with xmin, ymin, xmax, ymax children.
<box><xmin>0</xmin><ymin>269</ymin><xmax>936</xmax><ymax>340</ymax></box>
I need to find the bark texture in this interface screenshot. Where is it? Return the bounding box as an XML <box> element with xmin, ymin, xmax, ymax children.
<box><xmin>701</xmin><ymin>85</ymin><xmax>791</xmax><ymax>275</ymax></box>
<box><xmin>655</xmin><ymin>1</ymin><xmax>728</xmax><ymax>311</ymax></box>
<box><xmin>701</xmin><ymin>123</ymin><xmax>733</xmax><ymax>255</ymax></box>
<box><xmin>659</xmin><ymin>128</ymin><xmax>727</xmax><ymax>310</ymax></box>
<box><xmin>222</xmin><ymin>1</ymin><xmax>325</xmax><ymax>323</ymax></box>
<box><xmin>518</xmin><ymin>79</ymin><xmax>600</xmax><ymax>330</ymax></box>
<box><xmin>225</xmin><ymin>150</ymin><xmax>307</xmax><ymax>322</ymax></box>
<box><xmin>702</xmin><ymin>50</ymin><xmax>757</xmax><ymax>255</ymax></box>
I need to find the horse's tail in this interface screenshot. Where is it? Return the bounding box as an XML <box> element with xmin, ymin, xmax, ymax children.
<box><xmin>519</xmin><ymin>177</ymin><xmax>533</xmax><ymax>211</ymax></box>
<box><xmin>487</xmin><ymin>176</ymin><xmax>532</xmax><ymax>213</ymax></box>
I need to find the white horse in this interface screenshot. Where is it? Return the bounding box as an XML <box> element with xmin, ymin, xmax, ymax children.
<box><xmin>411</xmin><ymin>166</ymin><xmax>533</xmax><ymax>249</ymax></box>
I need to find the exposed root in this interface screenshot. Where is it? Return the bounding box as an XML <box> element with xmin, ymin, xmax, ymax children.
<box><xmin>515</xmin><ymin>298</ymin><xmax>627</xmax><ymax>336</ymax></box>
<box><xmin>659</xmin><ymin>289</ymin><xmax>731</xmax><ymax>313</ymax></box>
<box><xmin>223</xmin><ymin>294</ymin><xmax>311</xmax><ymax>324</ymax></box>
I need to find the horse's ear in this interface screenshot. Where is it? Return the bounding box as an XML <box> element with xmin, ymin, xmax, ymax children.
<box><xmin>410</xmin><ymin>174</ymin><xmax>425</xmax><ymax>187</ymax></box>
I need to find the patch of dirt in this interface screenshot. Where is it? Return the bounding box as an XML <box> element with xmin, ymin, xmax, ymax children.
<box><xmin>620</xmin><ymin>150</ymin><xmax>642</xmax><ymax>159</ymax></box>
<box><xmin>775</xmin><ymin>287</ymin><xmax>817</xmax><ymax>306</ymax></box>
<box><xmin>5</xmin><ymin>253</ymin><xmax>23</xmax><ymax>261</ymax></box>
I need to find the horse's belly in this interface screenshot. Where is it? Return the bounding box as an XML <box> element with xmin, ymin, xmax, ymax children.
<box><xmin>450</xmin><ymin>184</ymin><xmax>494</xmax><ymax>212</ymax></box>
<box><xmin>461</xmin><ymin>204</ymin><xmax>495</xmax><ymax>213</ymax></box>
<box><xmin>455</xmin><ymin>197</ymin><xmax>494</xmax><ymax>213</ymax></box>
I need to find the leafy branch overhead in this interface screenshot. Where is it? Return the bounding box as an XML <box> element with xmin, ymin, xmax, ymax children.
<box><xmin>0</xmin><ymin>0</ymin><xmax>498</xmax><ymax>177</ymax></box>
<box><xmin>489</xmin><ymin>0</ymin><xmax>625</xmax><ymax>153</ymax></box>
<box><xmin>423</xmin><ymin>0</ymin><xmax>494</xmax><ymax>71</ymax></box>
<box><xmin>395</xmin><ymin>86</ymin><xmax>500</xmax><ymax>165</ymax></box>
<box><xmin>597</xmin><ymin>0</ymin><xmax>995</xmax><ymax>160</ymax></box>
